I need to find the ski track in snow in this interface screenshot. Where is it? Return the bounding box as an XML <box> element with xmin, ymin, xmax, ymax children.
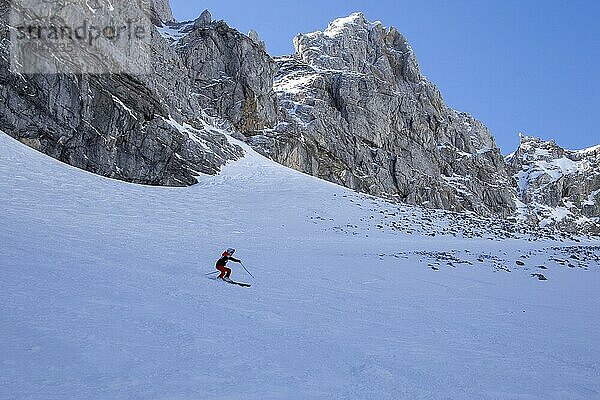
<box><xmin>1</xmin><ymin>133</ymin><xmax>599</xmax><ymax>400</ymax></box>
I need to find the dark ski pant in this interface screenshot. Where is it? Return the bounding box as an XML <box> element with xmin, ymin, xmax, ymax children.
<box><xmin>216</xmin><ymin>265</ymin><xmax>231</xmax><ymax>279</ymax></box>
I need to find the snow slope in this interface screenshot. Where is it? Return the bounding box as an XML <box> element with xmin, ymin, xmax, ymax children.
<box><xmin>1</xmin><ymin>132</ymin><xmax>599</xmax><ymax>400</ymax></box>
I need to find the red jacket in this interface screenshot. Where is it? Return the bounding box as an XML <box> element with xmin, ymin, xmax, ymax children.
<box><xmin>216</xmin><ymin>252</ymin><xmax>240</xmax><ymax>267</ymax></box>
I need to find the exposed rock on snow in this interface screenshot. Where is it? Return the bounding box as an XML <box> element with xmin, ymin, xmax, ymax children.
<box><xmin>507</xmin><ymin>135</ymin><xmax>600</xmax><ymax>234</ymax></box>
<box><xmin>531</xmin><ymin>273</ymin><xmax>547</xmax><ymax>280</ymax></box>
<box><xmin>248</xmin><ymin>13</ymin><xmax>515</xmax><ymax>217</ymax></box>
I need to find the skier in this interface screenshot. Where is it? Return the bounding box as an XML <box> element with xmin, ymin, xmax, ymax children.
<box><xmin>215</xmin><ymin>248</ymin><xmax>241</xmax><ymax>280</ymax></box>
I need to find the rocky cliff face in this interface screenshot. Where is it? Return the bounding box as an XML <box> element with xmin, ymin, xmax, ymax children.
<box><xmin>247</xmin><ymin>13</ymin><xmax>515</xmax><ymax>217</ymax></box>
<box><xmin>143</xmin><ymin>0</ymin><xmax>175</xmax><ymax>25</ymax></box>
<box><xmin>161</xmin><ymin>10</ymin><xmax>279</xmax><ymax>134</ymax></box>
<box><xmin>2</xmin><ymin>3</ymin><xmax>597</xmax><ymax>231</ymax></box>
<box><xmin>0</xmin><ymin>0</ymin><xmax>242</xmax><ymax>186</ymax></box>
<box><xmin>507</xmin><ymin>135</ymin><xmax>600</xmax><ymax>233</ymax></box>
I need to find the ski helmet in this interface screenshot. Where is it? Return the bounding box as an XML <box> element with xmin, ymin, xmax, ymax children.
<box><xmin>226</xmin><ymin>248</ymin><xmax>236</xmax><ymax>255</ymax></box>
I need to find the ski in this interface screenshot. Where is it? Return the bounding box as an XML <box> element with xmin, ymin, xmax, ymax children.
<box><xmin>207</xmin><ymin>276</ymin><xmax>251</xmax><ymax>287</ymax></box>
<box><xmin>224</xmin><ymin>279</ymin><xmax>251</xmax><ymax>287</ymax></box>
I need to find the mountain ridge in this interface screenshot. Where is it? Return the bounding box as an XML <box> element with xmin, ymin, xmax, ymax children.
<box><xmin>0</xmin><ymin>3</ymin><xmax>597</xmax><ymax>232</ymax></box>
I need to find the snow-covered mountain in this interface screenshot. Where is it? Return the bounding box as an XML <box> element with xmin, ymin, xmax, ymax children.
<box><xmin>2</xmin><ymin>131</ymin><xmax>600</xmax><ymax>399</ymax></box>
<box><xmin>250</xmin><ymin>13</ymin><xmax>515</xmax><ymax>218</ymax></box>
<box><xmin>507</xmin><ymin>135</ymin><xmax>600</xmax><ymax>234</ymax></box>
<box><xmin>1</xmin><ymin>2</ymin><xmax>598</xmax><ymax>233</ymax></box>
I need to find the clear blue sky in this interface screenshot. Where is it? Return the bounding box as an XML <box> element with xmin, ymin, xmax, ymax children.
<box><xmin>170</xmin><ymin>0</ymin><xmax>600</xmax><ymax>154</ymax></box>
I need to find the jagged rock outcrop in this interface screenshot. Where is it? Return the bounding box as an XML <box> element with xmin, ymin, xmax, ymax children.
<box><xmin>0</xmin><ymin>0</ymin><xmax>242</xmax><ymax>186</ymax></box>
<box><xmin>142</xmin><ymin>0</ymin><xmax>175</xmax><ymax>25</ymax></box>
<box><xmin>195</xmin><ymin>10</ymin><xmax>212</xmax><ymax>27</ymax></box>
<box><xmin>158</xmin><ymin>12</ymin><xmax>279</xmax><ymax>134</ymax></box>
<box><xmin>507</xmin><ymin>135</ymin><xmax>600</xmax><ymax>233</ymax></box>
<box><xmin>247</xmin><ymin>13</ymin><xmax>515</xmax><ymax>217</ymax></box>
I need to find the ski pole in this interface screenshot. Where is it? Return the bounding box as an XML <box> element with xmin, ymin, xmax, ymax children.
<box><xmin>239</xmin><ymin>262</ymin><xmax>255</xmax><ymax>279</ymax></box>
<box><xmin>205</xmin><ymin>271</ymin><xmax>219</xmax><ymax>276</ymax></box>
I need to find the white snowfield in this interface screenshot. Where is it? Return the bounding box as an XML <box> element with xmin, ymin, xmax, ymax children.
<box><xmin>1</xmin><ymin>132</ymin><xmax>599</xmax><ymax>400</ymax></box>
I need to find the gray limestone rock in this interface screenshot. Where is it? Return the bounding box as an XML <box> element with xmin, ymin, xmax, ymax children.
<box><xmin>506</xmin><ymin>135</ymin><xmax>600</xmax><ymax>234</ymax></box>
<box><xmin>248</xmin><ymin>13</ymin><xmax>515</xmax><ymax>217</ymax></box>
<box><xmin>0</xmin><ymin>0</ymin><xmax>242</xmax><ymax>186</ymax></box>
<box><xmin>194</xmin><ymin>10</ymin><xmax>212</xmax><ymax>28</ymax></box>
<box><xmin>248</xmin><ymin>30</ymin><xmax>267</xmax><ymax>52</ymax></box>
<box><xmin>143</xmin><ymin>0</ymin><xmax>175</xmax><ymax>25</ymax></box>
<box><xmin>175</xmin><ymin>19</ymin><xmax>279</xmax><ymax>134</ymax></box>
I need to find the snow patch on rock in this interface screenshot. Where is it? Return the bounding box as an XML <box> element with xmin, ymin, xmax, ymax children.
<box><xmin>507</xmin><ymin>135</ymin><xmax>600</xmax><ymax>233</ymax></box>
